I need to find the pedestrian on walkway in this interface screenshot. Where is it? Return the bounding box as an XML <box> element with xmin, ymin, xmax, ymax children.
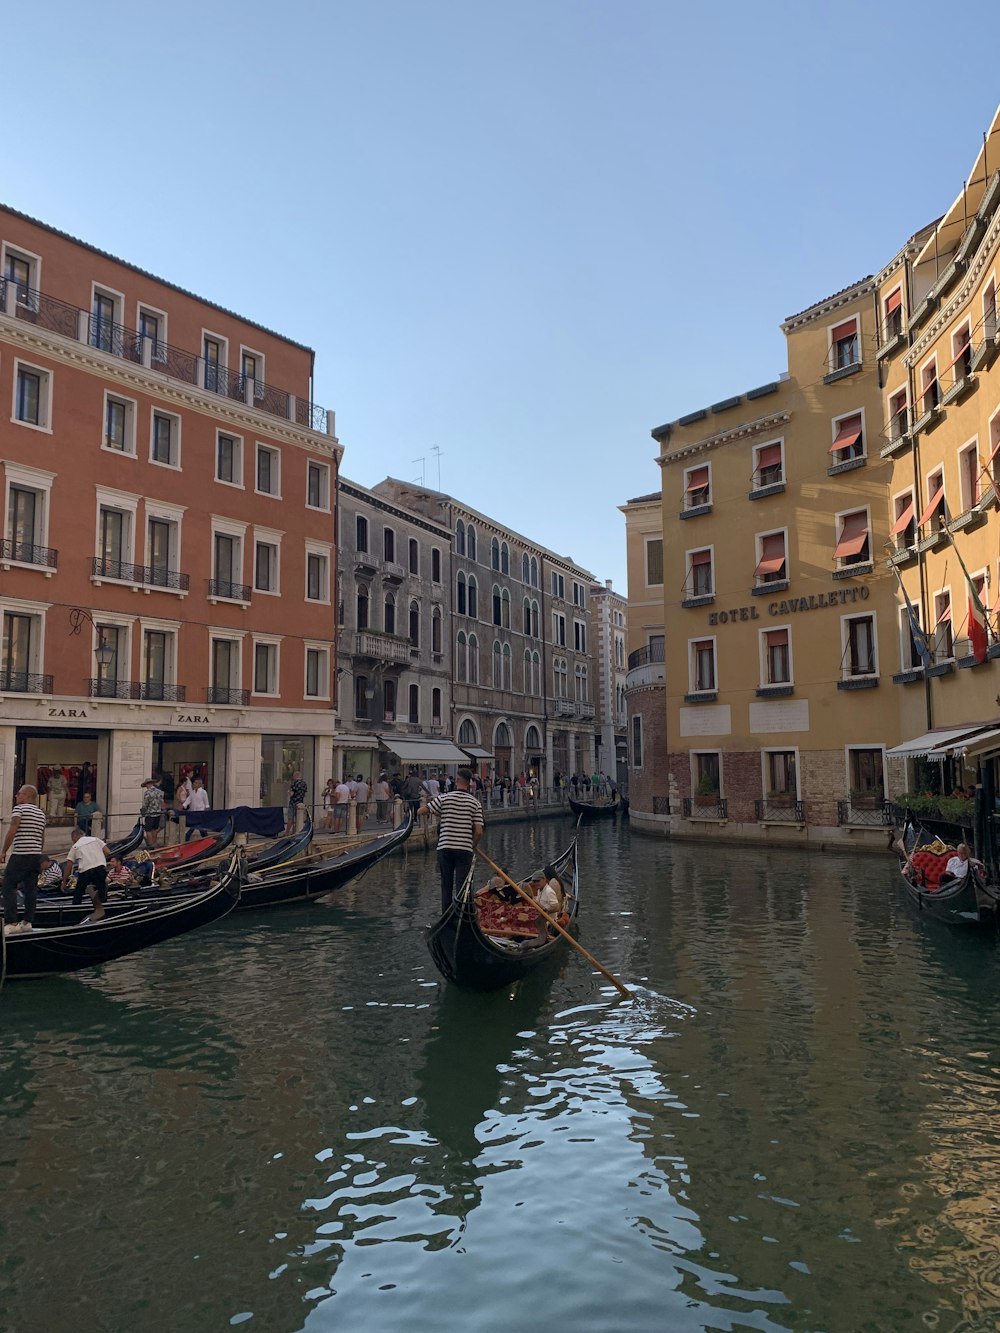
<box><xmin>419</xmin><ymin>767</ymin><xmax>484</xmax><ymax>913</ymax></box>
<box><xmin>286</xmin><ymin>771</ymin><xmax>308</xmax><ymax>834</ymax></box>
<box><xmin>1</xmin><ymin>784</ymin><xmax>47</xmax><ymax>935</ymax></box>
<box><xmin>140</xmin><ymin>777</ymin><xmax>165</xmax><ymax>848</ymax></box>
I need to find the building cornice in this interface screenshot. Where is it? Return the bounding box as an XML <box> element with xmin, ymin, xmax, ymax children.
<box><xmin>657</xmin><ymin>411</ymin><xmax>791</xmax><ymax>467</ymax></box>
<box><xmin>338</xmin><ymin>477</ymin><xmax>453</xmax><ymax>538</ymax></box>
<box><xmin>781</xmin><ymin>277</ymin><xmax>876</xmax><ymax>333</ymax></box>
<box><xmin>0</xmin><ymin>319</ymin><xmax>341</xmax><ymax>460</ymax></box>
<box><xmin>905</xmin><ymin>206</ymin><xmax>1000</xmax><ymax>365</ymax></box>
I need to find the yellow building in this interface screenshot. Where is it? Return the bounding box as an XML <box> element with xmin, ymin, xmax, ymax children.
<box><xmin>619</xmin><ymin>491</ymin><xmax>666</xmax><ymax>832</ymax></box>
<box><xmin>628</xmin><ymin>105</ymin><xmax>1000</xmax><ymax>845</ymax></box>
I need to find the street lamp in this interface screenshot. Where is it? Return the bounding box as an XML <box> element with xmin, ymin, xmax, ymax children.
<box><xmin>69</xmin><ymin>607</ymin><xmax>115</xmax><ymax>669</ymax></box>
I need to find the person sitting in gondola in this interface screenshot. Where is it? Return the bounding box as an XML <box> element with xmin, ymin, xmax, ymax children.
<box><xmin>107</xmin><ymin>855</ymin><xmax>137</xmax><ymax>891</ymax></box>
<box><xmin>526</xmin><ymin>865</ymin><xmax>564</xmax><ymax>942</ymax></box>
<box><xmin>941</xmin><ymin>843</ymin><xmax>983</xmax><ymax>886</ymax></box>
<box><xmin>38</xmin><ymin>856</ymin><xmax>65</xmax><ymax>891</ymax></box>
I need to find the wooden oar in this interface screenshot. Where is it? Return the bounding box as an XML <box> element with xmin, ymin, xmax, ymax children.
<box><xmin>476</xmin><ymin>848</ymin><xmax>631</xmax><ymax>999</ymax></box>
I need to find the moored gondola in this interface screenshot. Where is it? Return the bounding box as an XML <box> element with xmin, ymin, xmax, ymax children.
<box><xmin>106</xmin><ymin>820</ymin><xmax>145</xmax><ymax>858</ymax></box>
<box><xmin>567</xmin><ymin>794</ymin><xmax>620</xmax><ymax>820</ymax></box>
<box><xmin>0</xmin><ymin>854</ymin><xmax>241</xmax><ymax>983</ymax></box>
<box><xmin>897</xmin><ymin>836</ymin><xmax>999</xmax><ymax>927</ymax></box>
<box><xmin>149</xmin><ymin>818</ymin><xmax>235</xmax><ymax>868</ymax></box>
<box><xmin>426</xmin><ymin>839</ymin><xmax>579</xmax><ymax>990</ymax></box>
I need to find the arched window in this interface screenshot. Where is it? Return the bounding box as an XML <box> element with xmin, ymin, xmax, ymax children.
<box><xmin>355</xmin><ymin>675</ymin><xmax>369</xmax><ymax>717</ymax></box>
<box><xmin>456</xmin><ymin>630</ymin><xmax>468</xmax><ymax>682</ymax></box>
<box><xmin>468</xmin><ymin>576</ymin><xmax>478</xmax><ymax>619</ymax></box>
<box><xmin>492</xmin><ymin>583</ymin><xmax>502</xmax><ymax>626</ymax></box>
<box><xmin>502</xmin><ymin>642</ymin><xmax>512</xmax><ymax>690</ymax></box>
<box><xmin>459</xmin><ymin>718</ymin><xmax>479</xmax><ymax>746</ymax></box>
<box><xmin>523</xmin><ymin>649</ymin><xmax>532</xmax><ymax>694</ymax></box>
<box><xmin>492</xmin><ymin>640</ymin><xmax>502</xmax><ymax>688</ymax></box>
<box><xmin>523</xmin><ymin>597</ymin><xmax>531</xmax><ymax>634</ymax></box>
<box><xmin>531</xmin><ymin>599</ymin><xmax>539</xmax><ymax>638</ymax></box>
<box><xmin>408</xmin><ymin>683</ymin><xmax>419</xmax><ymax>724</ymax></box>
<box><xmin>500</xmin><ymin>542</ymin><xmax>509</xmax><ymax>575</ymax></box>
<box><xmin>432</xmin><ymin>607</ymin><xmax>442</xmax><ymax>654</ymax></box>
<box><xmin>491</xmin><ymin>537</ymin><xmax>500</xmax><ymax>570</ymax></box>
<box><xmin>356</xmin><ymin>515</ymin><xmax>369</xmax><ymax>552</ymax></box>
<box><xmin>526</xmin><ymin>724</ymin><xmax>541</xmax><ymax>750</ymax></box>
<box><xmin>522</xmin><ymin>553</ymin><xmax>530</xmax><ymax>583</ymax></box>
<box><xmin>408</xmin><ymin>538</ymin><xmax>419</xmax><ymax>574</ymax></box>
<box><xmin>468</xmin><ymin>633</ymin><xmax>479</xmax><ymax>683</ymax></box>
<box><xmin>495</xmin><ymin>722</ymin><xmax>512</xmax><ymax>748</ymax></box>
<box><xmin>530</xmin><ymin>556</ymin><xmax>538</xmax><ymax>588</ymax></box>
<box><xmin>501</xmin><ymin>588</ymin><xmax>510</xmax><ymax>629</ymax></box>
<box><xmin>457</xmin><ymin>571</ymin><xmax>467</xmax><ymax>615</ymax></box>
<box><xmin>455</xmin><ymin>519</ymin><xmax>465</xmax><ymax>556</ymax></box>
<box><xmin>383</xmin><ymin>679</ymin><xmax>396</xmax><ymax>721</ymax></box>
<box><xmin>409</xmin><ymin>600</ymin><xmax>420</xmax><ymax>647</ymax></box>
<box><xmin>384</xmin><ymin>527</ymin><xmax>395</xmax><ymax>562</ymax></box>
<box><xmin>432</xmin><ymin>687</ymin><xmax>442</xmax><ymax>724</ymax></box>
<box><xmin>532</xmin><ymin>651</ymin><xmax>541</xmax><ymax>695</ymax></box>
<box><xmin>383</xmin><ymin>593</ymin><xmax>395</xmax><ymax>635</ymax></box>
<box><xmin>553</xmin><ymin>656</ymin><xmax>567</xmax><ymax>698</ymax></box>
<box><xmin>357</xmin><ymin>585</ymin><xmax>369</xmax><ymax>630</ymax></box>
<box><xmin>467</xmin><ymin>525</ymin><xmax>477</xmax><ymax>561</ymax></box>
<box><xmin>575</xmin><ymin>664</ymin><xmax>588</xmax><ymax>701</ymax></box>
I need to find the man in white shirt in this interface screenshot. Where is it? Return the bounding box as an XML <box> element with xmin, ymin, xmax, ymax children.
<box><xmin>944</xmin><ymin>842</ymin><xmax>981</xmax><ymax>884</ymax></box>
<box><xmin>353</xmin><ymin>774</ymin><xmax>370</xmax><ymax>832</ymax></box>
<box><xmin>183</xmin><ymin>777</ymin><xmax>210</xmax><ymax>812</ymax></box>
<box><xmin>333</xmin><ymin>778</ymin><xmax>352</xmax><ymax>833</ymax></box>
<box><xmin>61</xmin><ymin>826</ymin><xmax>112</xmax><ymax>921</ymax></box>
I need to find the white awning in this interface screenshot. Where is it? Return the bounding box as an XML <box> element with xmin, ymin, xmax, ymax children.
<box><xmin>378</xmin><ymin>736</ymin><xmax>472</xmax><ymax>764</ymax></box>
<box><xmin>886</xmin><ymin>725</ymin><xmax>991</xmax><ymax>759</ymax></box>
<box><xmin>952</xmin><ymin>726</ymin><xmax>1000</xmax><ymax>760</ymax></box>
<box><xmin>461</xmin><ymin>746</ymin><xmax>493</xmax><ymax>760</ymax></box>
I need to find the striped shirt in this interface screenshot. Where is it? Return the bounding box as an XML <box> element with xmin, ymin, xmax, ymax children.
<box><xmin>427</xmin><ymin>790</ymin><xmax>484</xmax><ymax>851</ymax></box>
<box><xmin>9</xmin><ymin>802</ymin><xmax>47</xmax><ymax>854</ymax></box>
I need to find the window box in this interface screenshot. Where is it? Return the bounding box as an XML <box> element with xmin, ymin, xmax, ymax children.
<box><xmin>748</xmin><ymin>482</ymin><xmax>786</xmax><ymax>501</ymax></box>
<box><xmin>832</xmin><ymin>561</ymin><xmax>873</xmax><ymax>580</ymax></box>
<box><xmin>917</xmin><ymin>529</ymin><xmax>946</xmax><ymax>553</ymax></box>
<box><xmin>925</xmin><ymin>661</ymin><xmax>954</xmax><ymax>678</ymax></box>
<box><xmin>756</xmin><ymin>684</ymin><xmax>793</xmax><ymax>698</ymax></box>
<box><xmin>880</xmin><ymin>432</ymin><xmax>912</xmax><ymax>459</ymax></box>
<box><xmin>683</xmin><ymin>691</ymin><xmax>718</xmax><ymax>704</ymax></box>
<box><xmin>836</xmin><ymin>676</ymin><xmax>879</xmax><ymax>690</ymax></box>
<box><xmin>887</xmin><ymin>546</ymin><xmax>917</xmax><ymax>569</ymax></box>
<box><xmin>822</xmin><ymin>362</ymin><xmax>862</xmax><ymax>385</ymax></box>
<box><xmin>876</xmin><ymin>331</ymin><xmax>907</xmax><ymax>362</ymax></box>
<box><xmin>751</xmin><ymin>579</ymin><xmax>788</xmax><ymax>596</ymax></box>
<box><xmin>979</xmin><ymin>485</ymin><xmax>999</xmax><ymax>512</ymax></box>
<box><xmin>908</xmin><ymin>294</ymin><xmax>936</xmax><ymax>332</ymax></box>
<box><xmin>678</xmin><ymin>503</ymin><xmax>711</xmax><ymax>520</ymax></box>
<box><xmin>927</xmin><ymin>258</ymin><xmax>964</xmax><ymax>305</ymax></box>
<box><xmin>956</xmin><ymin>654</ymin><xmax>986</xmax><ymax>670</ymax></box>
<box><xmin>891</xmin><ymin>668</ymin><xmax>924</xmax><ymax>684</ymax></box>
<box><xmin>988</xmin><ymin>641</ymin><xmax>1000</xmax><ymax>661</ymax></box>
<box><xmin>971</xmin><ymin>336</ymin><xmax>999</xmax><ymax>372</ymax></box>
<box><xmin>949</xmin><ymin>507</ymin><xmax>986</xmax><ymax>533</ymax></box>
<box><xmin>941</xmin><ymin>375</ymin><xmax>975</xmax><ymax>408</ymax></box>
<box><xmin>681</xmin><ymin>594</ymin><xmax>715</xmax><ymax>609</ymax></box>
<box><xmin>828</xmin><ymin>457</ymin><xmax>866</xmax><ymax>477</ymax></box>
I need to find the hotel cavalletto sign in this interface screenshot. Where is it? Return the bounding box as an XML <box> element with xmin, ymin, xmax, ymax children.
<box><xmin>707</xmin><ymin>585</ymin><xmax>870</xmax><ymax>626</ymax></box>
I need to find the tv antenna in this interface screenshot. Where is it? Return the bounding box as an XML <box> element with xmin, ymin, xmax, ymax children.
<box><xmin>430</xmin><ymin>444</ymin><xmax>443</xmax><ymax>491</ymax></box>
<box><xmin>412</xmin><ymin>456</ymin><xmax>425</xmax><ymax>485</ymax></box>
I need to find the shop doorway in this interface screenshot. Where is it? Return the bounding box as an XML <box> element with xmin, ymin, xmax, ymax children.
<box><xmin>153</xmin><ymin>733</ymin><xmax>220</xmax><ymax>808</ymax></box>
<box><xmin>15</xmin><ymin>728</ymin><xmax>108</xmax><ymax>827</ymax></box>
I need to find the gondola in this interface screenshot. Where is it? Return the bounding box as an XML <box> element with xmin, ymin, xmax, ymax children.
<box><xmin>426</xmin><ymin>838</ymin><xmax>579</xmax><ymax>990</ymax></box>
<box><xmin>106</xmin><ymin>820</ymin><xmax>144</xmax><ymax>858</ymax></box>
<box><xmin>0</xmin><ymin>854</ymin><xmax>241</xmax><ymax>983</ymax></box>
<box><xmin>897</xmin><ymin>837</ymin><xmax>1000</xmax><ymax>927</ymax></box>
<box><xmin>235</xmin><ymin>813</ymin><xmax>411</xmax><ymax>909</ymax></box>
<box><xmin>149</xmin><ymin>818</ymin><xmax>235</xmax><ymax>868</ymax></box>
<box><xmin>568</xmin><ymin>794</ymin><xmax>620</xmax><ymax>820</ymax></box>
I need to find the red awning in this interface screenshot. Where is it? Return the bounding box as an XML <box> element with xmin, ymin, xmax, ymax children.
<box><xmin>834</xmin><ymin>512</ymin><xmax>869</xmax><ymax>558</ymax></box>
<box><xmin>943</xmin><ymin>334</ymin><xmax>972</xmax><ymax>373</ymax></box>
<box><xmin>685</xmin><ymin>466</ymin><xmax>709</xmax><ymax>494</ymax></box>
<box><xmin>690</xmin><ymin>549</ymin><xmax>711</xmax><ymax>565</ymax></box>
<box><xmin>757</xmin><ymin>444</ymin><xmax>782</xmax><ymax>470</ymax></box>
<box><xmin>918</xmin><ymin>488</ymin><xmax>945</xmax><ymax>526</ymax></box>
<box><xmin>832</xmin><ymin>318</ymin><xmax>857</xmax><ymax>342</ymax></box>
<box><xmin>830</xmin><ymin>416</ymin><xmax>863</xmax><ymax>454</ymax></box>
<box><xmin>885</xmin><ymin>290</ymin><xmax>902</xmax><ymax>314</ymax></box>
<box><xmin>765</xmin><ymin>628</ymin><xmax>788</xmax><ymax>648</ymax></box>
<box><xmin>936</xmin><ymin>603</ymin><xmax>952</xmax><ymax>623</ymax></box>
<box><xmin>754</xmin><ymin>534</ymin><xmax>785</xmax><ymax>577</ymax></box>
<box><xmin>990</xmin><ymin>435</ymin><xmax>1000</xmax><ymax>464</ymax></box>
<box><xmin>891</xmin><ymin>500</ymin><xmax>915</xmax><ymax>535</ymax></box>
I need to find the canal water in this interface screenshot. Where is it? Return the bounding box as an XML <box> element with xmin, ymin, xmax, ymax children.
<box><xmin>2</xmin><ymin>822</ymin><xmax>1000</xmax><ymax>1333</ymax></box>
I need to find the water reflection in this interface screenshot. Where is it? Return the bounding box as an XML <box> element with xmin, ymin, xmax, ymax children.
<box><xmin>3</xmin><ymin>824</ymin><xmax>1000</xmax><ymax>1332</ymax></box>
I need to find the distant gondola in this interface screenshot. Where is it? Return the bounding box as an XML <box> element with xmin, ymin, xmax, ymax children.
<box><xmin>567</xmin><ymin>794</ymin><xmax>620</xmax><ymax>820</ymax></box>
<box><xmin>1</xmin><ymin>855</ymin><xmax>241</xmax><ymax>983</ymax></box>
<box><xmin>897</xmin><ymin>839</ymin><xmax>999</xmax><ymax>927</ymax></box>
<box><xmin>426</xmin><ymin>838</ymin><xmax>579</xmax><ymax>990</ymax></box>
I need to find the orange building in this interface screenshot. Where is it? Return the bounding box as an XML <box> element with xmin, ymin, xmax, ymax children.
<box><xmin>0</xmin><ymin>206</ymin><xmax>341</xmax><ymax>835</ymax></box>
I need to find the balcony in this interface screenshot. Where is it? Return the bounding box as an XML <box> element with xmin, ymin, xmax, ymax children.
<box><xmin>138</xmin><ymin>681</ymin><xmax>186</xmax><ymax>702</ymax></box>
<box><xmin>353</xmin><ymin>630</ymin><xmax>411</xmax><ymax>664</ymax></box>
<box><xmin>837</xmin><ymin>798</ymin><xmax>893</xmax><ymax>827</ymax></box>
<box><xmin>553</xmin><ymin>698</ymin><xmax>575</xmax><ymax>717</ymax></box>
<box><xmin>626</xmin><ymin>641</ymin><xmax>665</xmax><ymax>690</ymax></box>
<box><xmin>575</xmin><ymin>701</ymin><xmax>596</xmax><ymax>719</ymax></box>
<box><xmin>0</xmin><ymin>670</ymin><xmax>53</xmax><ymax>694</ymax></box>
<box><xmin>0</xmin><ymin>538</ymin><xmax>58</xmax><ymax>570</ymax></box>
<box><xmin>206</xmin><ymin>686</ymin><xmax>251</xmax><ymax>706</ymax></box>
<box><xmin>208</xmin><ymin>578</ymin><xmax>251</xmax><ymax>603</ymax></box>
<box><xmin>0</xmin><ymin>280</ymin><xmax>331</xmax><ymax>434</ymax></box>
<box><xmin>89</xmin><ymin>678</ymin><xmax>138</xmax><ymax>700</ymax></box>
<box><xmin>682</xmin><ymin>796</ymin><xmax>728</xmax><ymax>820</ymax></box>
<box><xmin>92</xmin><ymin>557</ymin><xmax>190</xmax><ymax>591</ymax></box>
<box><xmin>381</xmin><ymin>560</ymin><xmax>406</xmax><ymax>583</ymax></box>
<box><xmin>145</xmin><ymin>564</ymin><xmax>191</xmax><ymax>593</ymax></box>
<box><xmin>354</xmin><ymin>553</ymin><xmax>378</xmax><ymax>574</ymax></box>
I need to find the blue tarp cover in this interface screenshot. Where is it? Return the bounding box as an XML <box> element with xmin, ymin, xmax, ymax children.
<box><xmin>184</xmin><ymin>806</ymin><xmax>285</xmax><ymax>836</ymax></box>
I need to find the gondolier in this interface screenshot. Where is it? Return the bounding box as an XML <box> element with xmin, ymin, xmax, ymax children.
<box><xmin>419</xmin><ymin>767</ymin><xmax>484</xmax><ymax>912</ymax></box>
<box><xmin>2</xmin><ymin>784</ymin><xmax>47</xmax><ymax>936</ymax></box>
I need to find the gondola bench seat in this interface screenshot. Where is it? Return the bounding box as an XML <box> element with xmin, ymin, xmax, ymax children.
<box><xmin>909</xmin><ymin>849</ymin><xmax>953</xmax><ymax>892</ymax></box>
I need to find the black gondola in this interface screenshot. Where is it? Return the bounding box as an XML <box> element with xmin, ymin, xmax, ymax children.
<box><xmin>567</xmin><ymin>794</ymin><xmax>620</xmax><ymax>820</ymax></box>
<box><xmin>106</xmin><ymin>820</ymin><xmax>145</xmax><ymax>858</ymax></box>
<box><xmin>150</xmin><ymin>818</ymin><xmax>236</xmax><ymax>871</ymax></box>
<box><xmin>898</xmin><ymin>838</ymin><xmax>999</xmax><ymax>927</ymax></box>
<box><xmin>0</xmin><ymin>855</ymin><xmax>241</xmax><ymax>983</ymax></box>
<box><xmin>426</xmin><ymin>838</ymin><xmax>579</xmax><ymax>990</ymax></box>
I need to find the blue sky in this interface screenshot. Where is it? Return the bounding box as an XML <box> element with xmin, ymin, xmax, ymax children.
<box><xmin>5</xmin><ymin>2</ymin><xmax>1000</xmax><ymax>590</ymax></box>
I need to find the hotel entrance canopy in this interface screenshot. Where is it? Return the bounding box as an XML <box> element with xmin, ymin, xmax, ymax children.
<box><xmin>377</xmin><ymin>736</ymin><xmax>471</xmax><ymax>764</ymax></box>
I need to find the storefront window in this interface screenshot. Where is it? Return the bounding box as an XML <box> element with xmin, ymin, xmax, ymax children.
<box><xmin>260</xmin><ymin>735</ymin><xmax>315</xmax><ymax>813</ymax></box>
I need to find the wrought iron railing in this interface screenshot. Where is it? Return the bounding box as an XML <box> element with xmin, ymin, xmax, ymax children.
<box><xmin>1</xmin><ymin>537</ymin><xmax>58</xmax><ymax>568</ymax></box>
<box><xmin>206</xmin><ymin>686</ymin><xmax>251</xmax><ymax>705</ymax></box>
<box><xmin>89</xmin><ymin>678</ymin><xmax>138</xmax><ymax>700</ymax></box>
<box><xmin>208</xmin><ymin>578</ymin><xmax>251</xmax><ymax>602</ymax></box>
<box><xmin>145</xmin><ymin>565</ymin><xmax>191</xmax><ymax>592</ymax></box>
<box><xmin>837</xmin><ymin>798</ymin><xmax>894</xmax><ymax>827</ymax></box>
<box><xmin>755</xmin><ymin>799</ymin><xmax>805</xmax><ymax>822</ymax></box>
<box><xmin>0</xmin><ymin>283</ymin><xmax>329</xmax><ymax>433</ymax></box>
<box><xmin>138</xmin><ymin>681</ymin><xmax>186</xmax><ymax>702</ymax></box>
<box><xmin>92</xmin><ymin>556</ymin><xmax>145</xmax><ymax>583</ymax></box>
<box><xmin>627</xmin><ymin>641</ymin><xmax>665</xmax><ymax>670</ymax></box>
<box><xmin>682</xmin><ymin>796</ymin><xmax>728</xmax><ymax>819</ymax></box>
<box><xmin>0</xmin><ymin>670</ymin><xmax>53</xmax><ymax>693</ymax></box>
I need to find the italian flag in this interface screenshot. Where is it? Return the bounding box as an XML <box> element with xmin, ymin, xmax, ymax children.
<box><xmin>969</xmin><ymin>590</ymin><xmax>989</xmax><ymax>664</ymax></box>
